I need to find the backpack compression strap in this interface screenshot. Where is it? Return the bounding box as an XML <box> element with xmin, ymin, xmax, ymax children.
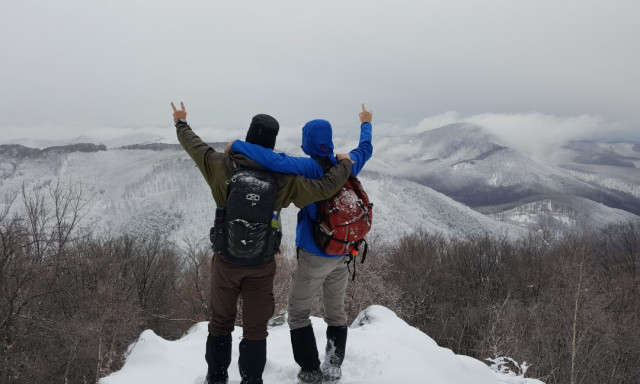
<box><xmin>344</xmin><ymin>239</ymin><xmax>368</xmax><ymax>281</ymax></box>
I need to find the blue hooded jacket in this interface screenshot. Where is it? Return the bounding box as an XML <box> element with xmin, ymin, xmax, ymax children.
<box><xmin>302</xmin><ymin>119</ymin><xmax>335</xmax><ymax>158</ymax></box>
<box><xmin>231</xmin><ymin>119</ymin><xmax>373</xmax><ymax>257</ymax></box>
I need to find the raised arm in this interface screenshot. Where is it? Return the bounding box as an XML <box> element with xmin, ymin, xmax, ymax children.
<box><xmin>231</xmin><ymin>140</ymin><xmax>322</xmax><ymax>177</ymax></box>
<box><xmin>349</xmin><ymin>104</ymin><xmax>374</xmax><ymax>176</ymax></box>
<box><xmin>172</xmin><ymin>101</ymin><xmax>222</xmax><ymax>176</ymax></box>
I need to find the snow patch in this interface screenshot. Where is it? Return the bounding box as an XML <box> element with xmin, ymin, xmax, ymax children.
<box><xmin>100</xmin><ymin>306</ymin><xmax>544</xmax><ymax>384</ymax></box>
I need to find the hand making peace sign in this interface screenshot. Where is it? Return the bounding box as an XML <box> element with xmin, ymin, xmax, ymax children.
<box><xmin>359</xmin><ymin>103</ymin><xmax>373</xmax><ymax>124</ymax></box>
<box><xmin>171</xmin><ymin>101</ymin><xmax>187</xmax><ymax>123</ymax></box>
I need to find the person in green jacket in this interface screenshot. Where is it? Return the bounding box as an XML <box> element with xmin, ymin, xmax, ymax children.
<box><xmin>171</xmin><ymin>102</ymin><xmax>353</xmax><ymax>384</ymax></box>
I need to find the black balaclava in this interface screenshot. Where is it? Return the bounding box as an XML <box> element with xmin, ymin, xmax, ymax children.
<box><xmin>245</xmin><ymin>114</ymin><xmax>279</xmax><ymax>149</ymax></box>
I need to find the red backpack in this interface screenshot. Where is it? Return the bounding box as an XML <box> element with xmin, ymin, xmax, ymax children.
<box><xmin>313</xmin><ymin>174</ymin><xmax>373</xmax><ymax>268</ymax></box>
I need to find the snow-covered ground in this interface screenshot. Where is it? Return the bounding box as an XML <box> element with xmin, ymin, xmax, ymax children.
<box><xmin>100</xmin><ymin>306</ymin><xmax>543</xmax><ymax>384</ymax></box>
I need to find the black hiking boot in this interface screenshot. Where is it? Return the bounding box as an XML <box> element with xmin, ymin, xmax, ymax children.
<box><xmin>240</xmin><ymin>379</ymin><xmax>264</xmax><ymax>384</ymax></box>
<box><xmin>238</xmin><ymin>339</ymin><xmax>266</xmax><ymax>384</ymax></box>
<box><xmin>321</xmin><ymin>326</ymin><xmax>348</xmax><ymax>382</ymax></box>
<box><xmin>206</xmin><ymin>373</ymin><xmax>229</xmax><ymax>384</ymax></box>
<box><xmin>290</xmin><ymin>325</ymin><xmax>321</xmax><ymax>371</ymax></box>
<box><xmin>297</xmin><ymin>368</ymin><xmax>323</xmax><ymax>384</ymax></box>
<box><xmin>205</xmin><ymin>334</ymin><xmax>232</xmax><ymax>384</ymax></box>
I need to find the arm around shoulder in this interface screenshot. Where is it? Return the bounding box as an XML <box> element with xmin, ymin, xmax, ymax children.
<box><xmin>288</xmin><ymin>158</ymin><xmax>352</xmax><ymax>208</ymax></box>
<box><xmin>231</xmin><ymin>140</ymin><xmax>318</xmax><ymax>176</ymax></box>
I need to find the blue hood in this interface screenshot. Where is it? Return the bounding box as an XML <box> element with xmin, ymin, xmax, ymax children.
<box><xmin>301</xmin><ymin>119</ymin><xmax>334</xmax><ymax>158</ymax></box>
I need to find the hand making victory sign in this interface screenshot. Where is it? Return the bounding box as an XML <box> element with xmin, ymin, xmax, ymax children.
<box><xmin>171</xmin><ymin>101</ymin><xmax>187</xmax><ymax>123</ymax></box>
<box><xmin>359</xmin><ymin>103</ymin><xmax>372</xmax><ymax>124</ymax></box>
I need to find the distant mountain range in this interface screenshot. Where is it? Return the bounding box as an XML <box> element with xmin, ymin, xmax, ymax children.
<box><xmin>1</xmin><ymin>123</ymin><xmax>638</xmax><ymax>246</ymax></box>
<box><xmin>365</xmin><ymin>123</ymin><xmax>640</xmax><ymax>233</ymax></box>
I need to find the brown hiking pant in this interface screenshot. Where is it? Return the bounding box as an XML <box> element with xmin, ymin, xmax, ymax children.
<box><xmin>208</xmin><ymin>256</ymin><xmax>276</xmax><ymax>340</ymax></box>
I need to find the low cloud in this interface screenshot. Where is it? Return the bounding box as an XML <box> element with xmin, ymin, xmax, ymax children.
<box><xmin>2</xmin><ymin>112</ymin><xmax>636</xmax><ymax>162</ymax></box>
<box><xmin>407</xmin><ymin>112</ymin><xmax>634</xmax><ymax>159</ymax></box>
<box><xmin>0</xmin><ymin>122</ymin><xmax>309</xmax><ymax>150</ymax></box>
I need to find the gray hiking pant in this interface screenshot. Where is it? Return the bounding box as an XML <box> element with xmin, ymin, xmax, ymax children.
<box><xmin>288</xmin><ymin>248</ymin><xmax>349</xmax><ymax>330</ymax></box>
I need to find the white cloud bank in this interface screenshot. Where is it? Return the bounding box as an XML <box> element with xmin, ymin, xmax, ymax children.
<box><xmin>2</xmin><ymin>111</ymin><xmax>635</xmax><ymax>164</ymax></box>
<box><xmin>401</xmin><ymin>111</ymin><xmax>635</xmax><ymax>159</ymax></box>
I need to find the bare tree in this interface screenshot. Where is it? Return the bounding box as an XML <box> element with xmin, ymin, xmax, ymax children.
<box><xmin>172</xmin><ymin>234</ymin><xmax>212</xmax><ymax>324</ymax></box>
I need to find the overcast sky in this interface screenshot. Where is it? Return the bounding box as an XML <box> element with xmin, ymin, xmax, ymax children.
<box><xmin>1</xmin><ymin>0</ymin><xmax>638</xmax><ymax>145</ymax></box>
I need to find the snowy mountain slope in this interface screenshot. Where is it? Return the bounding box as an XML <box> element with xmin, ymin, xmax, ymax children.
<box><xmin>556</xmin><ymin>141</ymin><xmax>640</xmax><ymax>199</ymax></box>
<box><xmin>563</xmin><ymin>165</ymin><xmax>640</xmax><ymax>200</ymax></box>
<box><xmin>487</xmin><ymin>196</ymin><xmax>639</xmax><ymax>231</ymax></box>
<box><xmin>361</xmin><ymin>174</ymin><xmax>524</xmax><ymax>238</ymax></box>
<box><xmin>363</xmin><ymin>123</ymin><xmax>640</xmax><ymax>231</ymax></box>
<box><xmin>368</xmin><ymin>124</ymin><xmax>639</xmax><ymax>206</ymax></box>
<box><xmin>562</xmin><ymin>140</ymin><xmax>640</xmax><ymax>168</ymax></box>
<box><xmin>100</xmin><ymin>306</ymin><xmax>543</xmax><ymax>384</ymax></box>
<box><xmin>2</xmin><ymin>122</ymin><xmax>638</xmax><ymax>240</ymax></box>
<box><xmin>0</xmin><ymin>147</ymin><xmax>209</xmax><ymax>244</ymax></box>
<box><xmin>0</xmin><ymin>145</ymin><xmax>523</xmax><ymax>247</ymax></box>
<box><xmin>366</xmin><ymin>123</ymin><xmax>503</xmax><ymax>174</ymax></box>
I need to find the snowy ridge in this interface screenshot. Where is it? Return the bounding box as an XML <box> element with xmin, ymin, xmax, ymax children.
<box><xmin>362</xmin><ymin>123</ymin><xmax>640</xmax><ymax>231</ymax></box>
<box><xmin>565</xmin><ymin>170</ymin><xmax>640</xmax><ymax>199</ymax></box>
<box><xmin>0</xmin><ymin>146</ymin><xmax>523</xmax><ymax>248</ymax></box>
<box><xmin>488</xmin><ymin>197</ymin><xmax>638</xmax><ymax>230</ymax></box>
<box><xmin>0</xmin><ymin>132</ymin><xmax>169</xmax><ymax>149</ymax></box>
<box><xmin>362</xmin><ymin>174</ymin><xmax>524</xmax><ymax>238</ymax></box>
<box><xmin>1</xmin><ymin>123</ymin><xmax>638</xmax><ymax>243</ymax></box>
<box><xmin>100</xmin><ymin>306</ymin><xmax>543</xmax><ymax>384</ymax></box>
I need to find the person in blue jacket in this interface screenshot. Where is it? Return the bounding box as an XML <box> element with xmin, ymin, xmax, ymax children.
<box><xmin>229</xmin><ymin>104</ymin><xmax>373</xmax><ymax>384</ymax></box>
